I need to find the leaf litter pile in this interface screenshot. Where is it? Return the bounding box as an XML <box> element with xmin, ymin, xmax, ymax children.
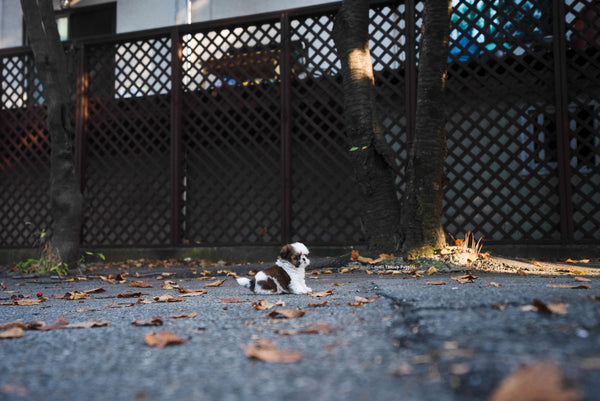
<box><xmin>2</xmin><ymin>248</ymin><xmax>600</xmax><ymax>398</ymax></box>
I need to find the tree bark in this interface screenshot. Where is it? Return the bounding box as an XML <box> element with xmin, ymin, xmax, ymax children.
<box><xmin>400</xmin><ymin>0</ymin><xmax>451</xmax><ymax>258</ymax></box>
<box><xmin>333</xmin><ymin>0</ymin><xmax>401</xmax><ymax>255</ymax></box>
<box><xmin>21</xmin><ymin>0</ymin><xmax>82</xmax><ymax>267</ymax></box>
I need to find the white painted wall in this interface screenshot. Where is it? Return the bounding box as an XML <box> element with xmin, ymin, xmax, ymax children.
<box><xmin>0</xmin><ymin>0</ymin><xmax>22</xmax><ymax>48</ymax></box>
<box><xmin>0</xmin><ymin>0</ymin><xmax>337</xmax><ymax>49</ymax></box>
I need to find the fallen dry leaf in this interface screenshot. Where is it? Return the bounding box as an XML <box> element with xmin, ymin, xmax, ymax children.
<box><xmin>488</xmin><ymin>360</ymin><xmax>580</xmax><ymax>401</ymax></box>
<box><xmin>37</xmin><ymin>317</ymin><xmax>70</xmax><ymax>331</ymax></box>
<box><xmin>516</xmin><ymin>269</ymin><xmax>528</xmax><ymax>276</ymax></box>
<box><xmin>218</xmin><ymin>298</ymin><xmax>247</xmax><ymax>303</ymax></box>
<box><xmin>426</xmin><ymin>281</ymin><xmax>446</xmax><ymax>285</ymax></box>
<box><xmin>65</xmin><ymin>291</ymin><xmax>90</xmax><ymax>300</ymax></box>
<box><xmin>144</xmin><ymin>331</ymin><xmax>186</xmax><ymax>348</ymax></box>
<box><xmin>179</xmin><ymin>289</ymin><xmax>207</xmax><ymax>297</ymax></box>
<box><xmin>132</xmin><ymin>318</ymin><xmax>164</xmax><ymax>327</ymax></box>
<box><xmin>307</xmin><ymin>289</ymin><xmax>333</xmax><ymax>297</ymax></box>
<box><xmin>153</xmin><ymin>294</ymin><xmax>184</xmax><ymax>303</ymax></box>
<box><xmin>169</xmin><ymin>312</ymin><xmax>198</xmax><ymax>319</ymax></box>
<box><xmin>268</xmin><ymin>308</ymin><xmax>305</xmax><ymax>319</ymax></box>
<box><xmin>0</xmin><ymin>327</ymin><xmax>24</xmax><ymax>339</ymax></box>
<box><xmin>547</xmin><ymin>284</ymin><xmax>591</xmax><ymax>289</ymax></box>
<box><xmin>349</xmin><ymin>295</ymin><xmax>380</xmax><ymax>307</ymax></box>
<box><xmin>252</xmin><ymin>299</ymin><xmax>275</xmax><ymax>310</ymax></box>
<box><xmin>307</xmin><ymin>301</ymin><xmax>329</xmax><ymax>307</ymax></box>
<box><xmin>277</xmin><ymin>322</ymin><xmax>335</xmax><ymax>336</ymax></box>
<box><xmin>117</xmin><ymin>292</ymin><xmax>142</xmax><ymax>298</ymax></box>
<box><xmin>205</xmin><ymin>279</ymin><xmax>226</xmax><ymax>287</ymax></box>
<box><xmin>452</xmin><ymin>274</ymin><xmax>478</xmax><ymax>284</ymax></box>
<box><xmin>243</xmin><ymin>339</ymin><xmax>303</xmax><ymax>363</ymax></box>
<box><xmin>427</xmin><ymin>267</ymin><xmax>438</xmax><ymax>276</ymax></box>
<box><xmin>520</xmin><ymin>299</ymin><xmax>568</xmax><ymax>315</ymax></box>
<box><xmin>161</xmin><ymin>281</ymin><xmax>179</xmax><ymax>289</ymax></box>
<box><xmin>66</xmin><ymin>320</ymin><xmax>110</xmax><ymax>329</ymax></box>
<box><xmin>84</xmin><ymin>288</ymin><xmax>106</xmax><ymax>294</ymax></box>
<box><xmin>565</xmin><ymin>258</ymin><xmax>589</xmax><ymax>264</ymax></box>
<box><xmin>574</xmin><ymin>277</ymin><xmax>591</xmax><ymax>282</ymax></box>
<box><xmin>130</xmin><ymin>281</ymin><xmax>153</xmax><ymax>288</ymax></box>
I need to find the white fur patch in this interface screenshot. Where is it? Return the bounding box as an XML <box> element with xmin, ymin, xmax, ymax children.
<box><xmin>277</xmin><ymin>259</ymin><xmax>312</xmax><ymax>294</ymax></box>
<box><xmin>236</xmin><ymin>277</ymin><xmax>251</xmax><ymax>288</ymax></box>
<box><xmin>291</xmin><ymin>242</ymin><xmax>309</xmax><ymax>255</ymax></box>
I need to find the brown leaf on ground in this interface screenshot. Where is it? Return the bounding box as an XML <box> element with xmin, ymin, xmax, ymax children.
<box><xmin>8</xmin><ymin>298</ymin><xmax>48</xmax><ymax>306</ymax></box>
<box><xmin>547</xmin><ymin>284</ymin><xmax>591</xmax><ymax>289</ymax></box>
<box><xmin>307</xmin><ymin>301</ymin><xmax>328</xmax><ymax>307</ymax></box>
<box><xmin>516</xmin><ymin>269</ymin><xmax>528</xmax><ymax>276</ymax></box>
<box><xmin>349</xmin><ymin>295</ymin><xmax>380</xmax><ymax>307</ymax></box>
<box><xmin>153</xmin><ymin>294</ymin><xmax>184</xmax><ymax>303</ymax></box>
<box><xmin>84</xmin><ymin>288</ymin><xmax>106</xmax><ymax>294</ymax></box>
<box><xmin>0</xmin><ymin>321</ymin><xmax>27</xmax><ymax>331</ymax></box>
<box><xmin>117</xmin><ymin>292</ymin><xmax>142</xmax><ymax>298</ymax></box>
<box><xmin>218</xmin><ymin>298</ymin><xmax>248</xmax><ymax>303</ymax></box>
<box><xmin>520</xmin><ymin>299</ymin><xmax>568</xmax><ymax>315</ymax></box>
<box><xmin>37</xmin><ymin>317</ymin><xmax>70</xmax><ymax>331</ymax></box>
<box><xmin>298</xmin><ymin>322</ymin><xmax>335</xmax><ymax>334</ymax></box>
<box><xmin>169</xmin><ymin>312</ymin><xmax>198</xmax><ymax>319</ymax></box>
<box><xmin>67</xmin><ymin>320</ymin><xmax>110</xmax><ymax>329</ymax></box>
<box><xmin>129</xmin><ymin>281</ymin><xmax>153</xmax><ymax>288</ymax></box>
<box><xmin>307</xmin><ymin>289</ymin><xmax>333</xmax><ymax>297</ymax></box>
<box><xmin>160</xmin><ymin>281</ymin><xmax>179</xmax><ymax>289</ymax></box>
<box><xmin>243</xmin><ymin>339</ymin><xmax>303</xmax><ymax>363</ymax></box>
<box><xmin>103</xmin><ymin>273</ymin><xmax>128</xmax><ymax>284</ymax></box>
<box><xmin>179</xmin><ymin>289</ymin><xmax>207</xmax><ymax>297</ymax></box>
<box><xmin>574</xmin><ymin>277</ymin><xmax>591</xmax><ymax>282</ymax></box>
<box><xmin>488</xmin><ymin>360</ymin><xmax>581</xmax><ymax>401</ymax></box>
<box><xmin>0</xmin><ymin>327</ymin><xmax>24</xmax><ymax>339</ymax></box>
<box><xmin>252</xmin><ymin>299</ymin><xmax>275</xmax><ymax>310</ymax></box>
<box><xmin>564</xmin><ymin>258</ymin><xmax>589</xmax><ymax>264</ymax></box>
<box><xmin>268</xmin><ymin>308</ymin><xmax>305</xmax><ymax>319</ymax></box>
<box><xmin>452</xmin><ymin>274</ymin><xmax>479</xmax><ymax>284</ymax></box>
<box><xmin>426</xmin><ymin>281</ymin><xmax>446</xmax><ymax>285</ymax></box>
<box><xmin>144</xmin><ymin>331</ymin><xmax>186</xmax><ymax>348</ymax></box>
<box><xmin>132</xmin><ymin>318</ymin><xmax>164</xmax><ymax>327</ymax></box>
<box><xmin>65</xmin><ymin>291</ymin><xmax>90</xmax><ymax>300</ymax></box>
<box><xmin>205</xmin><ymin>279</ymin><xmax>226</xmax><ymax>287</ymax></box>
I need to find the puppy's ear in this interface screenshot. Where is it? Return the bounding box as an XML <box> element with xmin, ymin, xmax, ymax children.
<box><xmin>279</xmin><ymin>244</ymin><xmax>293</xmax><ymax>260</ymax></box>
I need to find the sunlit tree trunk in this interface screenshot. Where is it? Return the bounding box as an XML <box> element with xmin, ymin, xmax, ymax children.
<box><xmin>400</xmin><ymin>0</ymin><xmax>451</xmax><ymax>258</ymax></box>
<box><xmin>21</xmin><ymin>0</ymin><xmax>82</xmax><ymax>267</ymax></box>
<box><xmin>333</xmin><ymin>0</ymin><xmax>401</xmax><ymax>255</ymax></box>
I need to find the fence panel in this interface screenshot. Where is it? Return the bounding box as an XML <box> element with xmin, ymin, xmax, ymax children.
<box><xmin>1</xmin><ymin>0</ymin><xmax>599</xmax><ymax>250</ymax></box>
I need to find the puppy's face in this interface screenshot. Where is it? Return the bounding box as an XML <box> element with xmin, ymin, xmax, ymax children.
<box><xmin>279</xmin><ymin>244</ymin><xmax>310</xmax><ymax>269</ymax></box>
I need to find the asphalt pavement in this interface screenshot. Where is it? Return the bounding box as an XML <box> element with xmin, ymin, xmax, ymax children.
<box><xmin>1</xmin><ymin>262</ymin><xmax>599</xmax><ymax>401</ymax></box>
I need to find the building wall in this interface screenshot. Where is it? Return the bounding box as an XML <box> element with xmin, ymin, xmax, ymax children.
<box><xmin>0</xmin><ymin>0</ymin><xmax>337</xmax><ymax>49</ymax></box>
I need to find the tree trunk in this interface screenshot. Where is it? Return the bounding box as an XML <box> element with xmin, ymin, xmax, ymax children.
<box><xmin>400</xmin><ymin>0</ymin><xmax>451</xmax><ymax>258</ymax></box>
<box><xmin>333</xmin><ymin>0</ymin><xmax>401</xmax><ymax>255</ymax></box>
<box><xmin>21</xmin><ymin>0</ymin><xmax>82</xmax><ymax>267</ymax></box>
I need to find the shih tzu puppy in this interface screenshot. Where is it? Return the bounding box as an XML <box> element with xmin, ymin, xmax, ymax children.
<box><xmin>236</xmin><ymin>242</ymin><xmax>312</xmax><ymax>295</ymax></box>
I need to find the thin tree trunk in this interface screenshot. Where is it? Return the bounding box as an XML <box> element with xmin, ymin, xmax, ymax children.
<box><xmin>400</xmin><ymin>0</ymin><xmax>451</xmax><ymax>258</ymax></box>
<box><xmin>333</xmin><ymin>0</ymin><xmax>401</xmax><ymax>255</ymax></box>
<box><xmin>21</xmin><ymin>0</ymin><xmax>82</xmax><ymax>267</ymax></box>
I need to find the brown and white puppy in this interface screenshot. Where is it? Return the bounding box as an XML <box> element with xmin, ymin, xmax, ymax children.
<box><xmin>236</xmin><ymin>242</ymin><xmax>312</xmax><ymax>295</ymax></box>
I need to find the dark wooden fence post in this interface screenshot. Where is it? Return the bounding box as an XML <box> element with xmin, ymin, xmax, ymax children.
<box><xmin>405</xmin><ymin>0</ymin><xmax>417</xmax><ymax>144</ymax></box>
<box><xmin>170</xmin><ymin>30</ymin><xmax>184</xmax><ymax>246</ymax></box>
<box><xmin>280</xmin><ymin>12</ymin><xmax>293</xmax><ymax>243</ymax></box>
<box><xmin>552</xmin><ymin>0</ymin><xmax>574</xmax><ymax>243</ymax></box>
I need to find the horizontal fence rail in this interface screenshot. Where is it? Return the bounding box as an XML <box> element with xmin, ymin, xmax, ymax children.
<box><xmin>1</xmin><ymin>0</ymin><xmax>599</xmax><ymax>250</ymax></box>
